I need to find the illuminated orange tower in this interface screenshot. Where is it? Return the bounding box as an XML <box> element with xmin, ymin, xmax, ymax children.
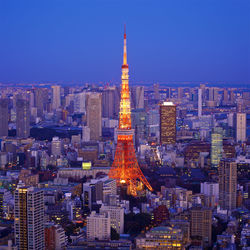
<box><xmin>109</xmin><ymin>27</ymin><xmax>153</xmax><ymax>196</ymax></box>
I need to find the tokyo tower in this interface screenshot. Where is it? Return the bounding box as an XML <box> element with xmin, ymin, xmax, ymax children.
<box><xmin>109</xmin><ymin>27</ymin><xmax>153</xmax><ymax>196</ymax></box>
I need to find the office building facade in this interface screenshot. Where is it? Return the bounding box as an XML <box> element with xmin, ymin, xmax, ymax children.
<box><xmin>160</xmin><ymin>101</ymin><xmax>176</xmax><ymax>145</ymax></box>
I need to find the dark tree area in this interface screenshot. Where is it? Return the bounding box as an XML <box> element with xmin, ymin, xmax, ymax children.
<box><xmin>124</xmin><ymin>213</ymin><xmax>151</xmax><ymax>236</ymax></box>
<box><xmin>111</xmin><ymin>227</ymin><xmax>120</xmax><ymax>240</ymax></box>
<box><xmin>212</xmin><ymin>217</ymin><xmax>227</xmax><ymax>243</ymax></box>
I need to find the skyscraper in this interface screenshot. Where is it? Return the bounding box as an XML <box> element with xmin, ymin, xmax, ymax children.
<box><xmin>190</xmin><ymin>207</ymin><xmax>212</xmax><ymax>247</ymax></box>
<box><xmin>236</xmin><ymin>112</ymin><xmax>246</xmax><ymax>142</ymax></box>
<box><xmin>52</xmin><ymin>85</ymin><xmax>61</xmax><ymax>110</ymax></box>
<box><xmin>34</xmin><ymin>88</ymin><xmax>48</xmax><ymax>117</ymax></box>
<box><xmin>160</xmin><ymin>101</ymin><xmax>176</xmax><ymax>145</ymax></box>
<box><xmin>16</xmin><ymin>99</ymin><xmax>30</xmax><ymax>138</ymax></box>
<box><xmin>211</xmin><ymin>127</ymin><xmax>223</xmax><ymax>168</ymax></box>
<box><xmin>51</xmin><ymin>137</ymin><xmax>62</xmax><ymax>157</ymax></box>
<box><xmin>86</xmin><ymin>92</ymin><xmax>102</xmax><ymax>141</ymax></box>
<box><xmin>178</xmin><ymin>87</ymin><xmax>183</xmax><ymax>100</ymax></box>
<box><xmin>198</xmin><ymin>88</ymin><xmax>202</xmax><ymax>117</ymax></box>
<box><xmin>219</xmin><ymin>159</ymin><xmax>237</xmax><ymax>210</ymax></box>
<box><xmin>109</xmin><ymin>27</ymin><xmax>153</xmax><ymax>196</ymax></box>
<box><xmin>153</xmin><ymin>83</ymin><xmax>160</xmax><ymax>100</ymax></box>
<box><xmin>74</xmin><ymin>92</ymin><xmax>86</xmax><ymax>113</ymax></box>
<box><xmin>0</xmin><ymin>98</ymin><xmax>8</xmax><ymax>137</ymax></box>
<box><xmin>14</xmin><ymin>186</ymin><xmax>44</xmax><ymax>250</ymax></box>
<box><xmin>102</xmin><ymin>87</ymin><xmax>117</xmax><ymax>119</ymax></box>
<box><xmin>131</xmin><ymin>86</ymin><xmax>144</xmax><ymax>109</ymax></box>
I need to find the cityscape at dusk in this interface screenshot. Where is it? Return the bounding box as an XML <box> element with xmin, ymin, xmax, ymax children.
<box><xmin>0</xmin><ymin>0</ymin><xmax>250</xmax><ymax>249</ymax></box>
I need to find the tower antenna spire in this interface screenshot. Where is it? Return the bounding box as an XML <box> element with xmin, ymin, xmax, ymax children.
<box><xmin>109</xmin><ymin>27</ymin><xmax>153</xmax><ymax>196</ymax></box>
<box><xmin>123</xmin><ymin>24</ymin><xmax>127</xmax><ymax>65</ymax></box>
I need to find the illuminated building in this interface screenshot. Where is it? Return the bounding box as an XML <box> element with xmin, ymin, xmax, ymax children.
<box><xmin>87</xmin><ymin>211</ymin><xmax>111</xmax><ymax>241</ymax></box>
<box><xmin>86</xmin><ymin>92</ymin><xmax>102</xmax><ymax>141</ymax></box>
<box><xmin>0</xmin><ymin>98</ymin><xmax>8</xmax><ymax>137</ymax></box>
<box><xmin>190</xmin><ymin>206</ymin><xmax>212</xmax><ymax>247</ymax></box>
<box><xmin>211</xmin><ymin>127</ymin><xmax>223</xmax><ymax>168</ymax></box>
<box><xmin>219</xmin><ymin>159</ymin><xmax>237</xmax><ymax>210</ymax></box>
<box><xmin>136</xmin><ymin>226</ymin><xmax>185</xmax><ymax>249</ymax></box>
<box><xmin>100</xmin><ymin>203</ymin><xmax>124</xmax><ymax>234</ymax></box>
<box><xmin>14</xmin><ymin>186</ymin><xmax>44</xmax><ymax>250</ymax></box>
<box><xmin>52</xmin><ymin>85</ymin><xmax>61</xmax><ymax>110</ymax></box>
<box><xmin>0</xmin><ymin>189</ymin><xmax>4</xmax><ymax>219</ymax></box>
<box><xmin>108</xmin><ymin>27</ymin><xmax>153</xmax><ymax>196</ymax></box>
<box><xmin>16</xmin><ymin>99</ymin><xmax>30</xmax><ymax>138</ymax></box>
<box><xmin>236</xmin><ymin>112</ymin><xmax>246</xmax><ymax>142</ymax></box>
<box><xmin>160</xmin><ymin>101</ymin><xmax>176</xmax><ymax>145</ymax></box>
<box><xmin>152</xmin><ymin>205</ymin><xmax>169</xmax><ymax>227</ymax></box>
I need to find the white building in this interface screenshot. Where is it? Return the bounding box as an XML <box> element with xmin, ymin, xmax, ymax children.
<box><xmin>236</xmin><ymin>113</ymin><xmax>246</xmax><ymax>142</ymax></box>
<box><xmin>200</xmin><ymin>182</ymin><xmax>219</xmax><ymax>203</ymax></box>
<box><xmin>51</xmin><ymin>137</ymin><xmax>62</xmax><ymax>157</ymax></box>
<box><xmin>87</xmin><ymin>211</ymin><xmax>111</xmax><ymax>240</ymax></box>
<box><xmin>52</xmin><ymin>85</ymin><xmax>61</xmax><ymax>110</ymax></box>
<box><xmin>198</xmin><ymin>88</ymin><xmax>202</xmax><ymax>117</ymax></box>
<box><xmin>100</xmin><ymin>204</ymin><xmax>124</xmax><ymax>234</ymax></box>
<box><xmin>74</xmin><ymin>92</ymin><xmax>86</xmax><ymax>113</ymax></box>
<box><xmin>82</xmin><ymin>126</ymin><xmax>90</xmax><ymax>142</ymax></box>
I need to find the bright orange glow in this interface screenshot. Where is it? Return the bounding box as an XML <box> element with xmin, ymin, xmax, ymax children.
<box><xmin>109</xmin><ymin>28</ymin><xmax>153</xmax><ymax>196</ymax></box>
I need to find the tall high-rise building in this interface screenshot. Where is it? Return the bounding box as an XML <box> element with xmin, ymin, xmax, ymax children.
<box><xmin>102</xmin><ymin>87</ymin><xmax>117</xmax><ymax>119</ymax></box>
<box><xmin>211</xmin><ymin>127</ymin><xmax>223</xmax><ymax>168</ymax></box>
<box><xmin>0</xmin><ymin>98</ymin><xmax>9</xmax><ymax>137</ymax></box>
<box><xmin>219</xmin><ymin>159</ymin><xmax>237</xmax><ymax>210</ymax></box>
<box><xmin>51</xmin><ymin>137</ymin><xmax>62</xmax><ymax>157</ymax></box>
<box><xmin>236</xmin><ymin>112</ymin><xmax>246</xmax><ymax>142</ymax></box>
<box><xmin>86</xmin><ymin>92</ymin><xmax>102</xmax><ymax>141</ymax></box>
<box><xmin>160</xmin><ymin>101</ymin><xmax>176</xmax><ymax>145</ymax></box>
<box><xmin>178</xmin><ymin>87</ymin><xmax>183</xmax><ymax>100</ymax></box>
<box><xmin>223</xmin><ymin>89</ymin><xmax>229</xmax><ymax>104</ymax></box>
<box><xmin>16</xmin><ymin>99</ymin><xmax>30</xmax><ymax>138</ymax></box>
<box><xmin>74</xmin><ymin>92</ymin><xmax>86</xmax><ymax>113</ymax></box>
<box><xmin>190</xmin><ymin>207</ymin><xmax>212</xmax><ymax>247</ymax></box>
<box><xmin>34</xmin><ymin>88</ymin><xmax>48</xmax><ymax>117</ymax></box>
<box><xmin>131</xmin><ymin>86</ymin><xmax>144</xmax><ymax>109</ymax></box>
<box><xmin>14</xmin><ymin>186</ymin><xmax>44</xmax><ymax>250</ymax></box>
<box><xmin>87</xmin><ymin>211</ymin><xmax>111</xmax><ymax>241</ymax></box>
<box><xmin>153</xmin><ymin>83</ymin><xmax>160</xmax><ymax>100</ymax></box>
<box><xmin>52</xmin><ymin>85</ymin><xmax>61</xmax><ymax>110</ymax></box>
<box><xmin>198</xmin><ymin>88</ymin><xmax>202</xmax><ymax>117</ymax></box>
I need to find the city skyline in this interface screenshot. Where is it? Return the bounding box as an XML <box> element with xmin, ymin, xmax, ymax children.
<box><xmin>0</xmin><ymin>1</ymin><xmax>250</xmax><ymax>249</ymax></box>
<box><xmin>0</xmin><ymin>0</ymin><xmax>249</xmax><ymax>85</ymax></box>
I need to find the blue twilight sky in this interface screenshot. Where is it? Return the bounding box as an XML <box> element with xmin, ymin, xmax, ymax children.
<box><xmin>0</xmin><ymin>0</ymin><xmax>249</xmax><ymax>85</ymax></box>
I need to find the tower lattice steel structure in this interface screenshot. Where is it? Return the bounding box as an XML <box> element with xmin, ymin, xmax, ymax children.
<box><xmin>109</xmin><ymin>27</ymin><xmax>153</xmax><ymax>196</ymax></box>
